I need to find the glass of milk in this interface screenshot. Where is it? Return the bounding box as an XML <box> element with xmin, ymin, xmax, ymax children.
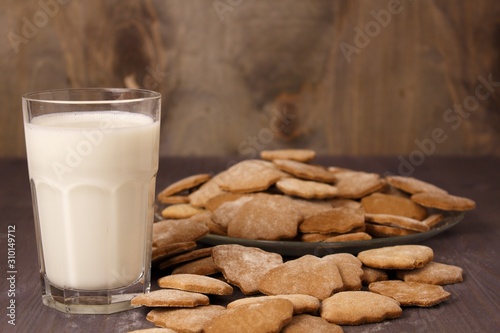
<box><xmin>22</xmin><ymin>88</ymin><xmax>161</xmax><ymax>314</ymax></box>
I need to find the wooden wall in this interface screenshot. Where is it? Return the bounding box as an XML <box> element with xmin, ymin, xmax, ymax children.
<box><xmin>1</xmin><ymin>0</ymin><xmax>499</xmax><ymax>158</ymax></box>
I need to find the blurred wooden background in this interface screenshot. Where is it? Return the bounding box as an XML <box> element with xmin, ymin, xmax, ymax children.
<box><xmin>1</xmin><ymin>0</ymin><xmax>499</xmax><ymax>158</ymax></box>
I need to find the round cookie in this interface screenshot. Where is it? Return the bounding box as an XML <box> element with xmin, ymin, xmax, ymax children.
<box><xmin>147</xmin><ymin>305</ymin><xmax>225</xmax><ymax>332</ymax></box>
<box><xmin>158</xmin><ymin>274</ymin><xmax>233</xmax><ymax>295</ymax></box>
<box><xmin>396</xmin><ymin>261</ymin><xmax>464</xmax><ymax>285</ymax></box>
<box><xmin>273</xmin><ymin>159</ymin><xmax>337</xmax><ymax>183</ymax></box>
<box><xmin>260</xmin><ymin>149</ymin><xmax>316</xmax><ymax>162</ymax></box>
<box><xmin>130</xmin><ymin>289</ymin><xmax>209</xmax><ymax>307</ymax></box>
<box><xmin>357</xmin><ymin>245</ymin><xmax>434</xmax><ymax>270</ymax></box>
<box><xmin>361</xmin><ymin>192</ymin><xmax>428</xmax><ymax>220</ymax></box>
<box><xmin>227</xmin><ymin>294</ymin><xmax>320</xmax><ymax>315</ymax></box>
<box><xmin>369</xmin><ymin>280</ymin><xmax>451</xmax><ymax>307</ymax></box>
<box><xmin>276</xmin><ymin>178</ymin><xmax>338</xmax><ymax>199</ymax></box>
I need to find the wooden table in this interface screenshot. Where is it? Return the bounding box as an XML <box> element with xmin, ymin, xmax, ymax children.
<box><xmin>1</xmin><ymin>156</ymin><xmax>499</xmax><ymax>333</ymax></box>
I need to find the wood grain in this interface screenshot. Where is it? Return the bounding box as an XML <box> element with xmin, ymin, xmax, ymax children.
<box><xmin>1</xmin><ymin>0</ymin><xmax>499</xmax><ymax>157</ymax></box>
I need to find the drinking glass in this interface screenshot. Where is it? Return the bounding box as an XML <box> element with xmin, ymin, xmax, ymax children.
<box><xmin>22</xmin><ymin>88</ymin><xmax>161</xmax><ymax>314</ymax></box>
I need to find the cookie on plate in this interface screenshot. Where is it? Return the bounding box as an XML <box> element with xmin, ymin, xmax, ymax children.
<box><xmin>361</xmin><ymin>192</ymin><xmax>428</xmax><ymax>220</ymax></box>
<box><xmin>299</xmin><ymin>207</ymin><xmax>365</xmax><ymax>234</ymax></box>
<box><xmin>227</xmin><ymin>193</ymin><xmax>302</xmax><ymax>240</ymax></box>
<box><xmin>276</xmin><ymin>178</ymin><xmax>338</xmax><ymax>199</ymax></box>
<box><xmin>157</xmin><ymin>173</ymin><xmax>212</xmax><ymax>199</ymax></box>
<box><xmin>218</xmin><ymin>159</ymin><xmax>289</xmax><ymax>193</ymax></box>
<box><xmin>260</xmin><ymin>149</ymin><xmax>316</xmax><ymax>162</ymax></box>
<box><xmin>273</xmin><ymin>159</ymin><xmax>337</xmax><ymax>183</ymax></box>
<box><xmin>411</xmin><ymin>192</ymin><xmax>476</xmax><ymax>211</ymax></box>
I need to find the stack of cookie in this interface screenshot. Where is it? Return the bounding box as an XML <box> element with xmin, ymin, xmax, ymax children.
<box><xmin>130</xmin><ymin>244</ymin><xmax>464</xmax><ymax>332</ymax></box>
<box><xmin>156</xmin><ymin>149</ymin><xmax>476</xmax><ymax>242</ymax></box>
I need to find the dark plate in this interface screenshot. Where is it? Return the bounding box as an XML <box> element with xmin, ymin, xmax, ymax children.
<box><xmin>198</xmin><ymin>211</ymin><xmax>464</xmax><ymax>256</ymax></box>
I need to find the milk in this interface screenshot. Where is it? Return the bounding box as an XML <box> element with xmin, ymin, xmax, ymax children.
<box><xmin>25</xmin><ymin>111</ymin><xmax>160</xmax><ymax>290</ymax></box>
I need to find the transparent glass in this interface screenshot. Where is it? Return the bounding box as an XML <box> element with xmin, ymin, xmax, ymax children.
<box><xmin>22</xmin><ymin>88</ymin><xmax>161</xmax><ymax>314</ymax></box>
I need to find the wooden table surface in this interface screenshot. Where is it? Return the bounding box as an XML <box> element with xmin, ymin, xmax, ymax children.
<box><xmin>1</xmin><ymin>156</ymin><xmax>499</xmax><ymax>333</ymax></box>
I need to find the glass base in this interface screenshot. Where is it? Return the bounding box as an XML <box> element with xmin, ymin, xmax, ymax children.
<box><xmin>40</xmin><ymin>274</ymin><xmax>150</xmax><ymax>314</ymax></box>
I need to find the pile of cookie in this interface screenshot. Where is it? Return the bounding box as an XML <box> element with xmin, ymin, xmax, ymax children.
<box><xmin>131</xmin><ymin>243</ymin><xmax>463</xmax><ymax>332</ymax></box>
<box><xmin>156</xmin><ymin>149</ymin><xmax>476</xmax><ymax>242</ymax></box>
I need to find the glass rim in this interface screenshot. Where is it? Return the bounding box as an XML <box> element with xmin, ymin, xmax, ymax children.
<box><xmin>22</xmin><ymin>88</ymin><xmax>161</xmax><ymax>105</ymax></box>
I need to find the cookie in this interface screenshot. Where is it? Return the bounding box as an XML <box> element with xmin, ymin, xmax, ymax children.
<box><xmin>161</xmin><ymin>204</ymin><xmax>205</xmax><ymax>219</ymax></box>
<box><xmin>152</xmin><ymin>241</ymin><xmax>197</xmax><ymax>265</ymax></box>
<box><xmin>212</xmin><ymin>244</ymin><xmax>283</xmax><ymax>295</ymax></box>
<box><xmin>205</xmin><ymin>192</ymin><xmax>247</xmax><ymax>212</ymax></box>
<box><xmin>361</xmin><ymin>192</ymin><xmax>428</xmax><ymax>220</ymax></box>
<box><xmin>172</xmin><ymin>256</ymin><xmax>220</xmax><ymax>276</ymax></box>
<box><xmin>204</xmin><ymin>298</ymin><xmax>294</xmax><ymax>333</ymax></box>
<box><xmin>422</xmin><ymin>213</ymin><xmax>445</xmax><ymax>229</ymax></box>
<box><xmin>260</xmin><ymin>149</ymin><xmax>316</xmax><ymax>162</ymax></box>
<box><xmin>227</xmin><ymin>294</ymin><xmax>320</xmax><ymax>315</ymax></box>
<box><xmin>218</xmin><ymin>159</ymin><xmax>289</xmax><ymax>193</ymax></box>
<box><xmin>211</xmin><ymin>195</ymin><xmax>253</xmax><ymax>229</ymax></box>
<box><xmin>158</xmin><ymin>248</ymin><xmax>213</xmax><ymax>271</ymax></box>
<box><xmin>281</xmin><ymin>314</ymin><xmax>344</xmax><ymax>333</ymax></box>
<box><xmin>361</xmin><ymin>266</ymin><xmax>389</xmax><ymax>285</ymax></box>
<box><xmin>157</xmin><ymin>173</ymin><xmax>212</xmax><ymax>199</ymax></box>
<box><xmin>128</xmin><ymin>328</ymin><xmax>177</xmax><ymax>333</ymax></box>
<box><xmin>227</xmin><ymin>193</ymin><xmax>302</xmax><ymax>240</ymax></box>
<box><xmin>273</xmin><ymin>159</ymin><xmax>337</xmax><ymax>183</ymax></box>
<box><xmin>357</xmin><ymin>245</ymin><xmax>434</xmax><ymax>270</ymax></box>
<box><xmin>188</xmin><ymin>173</ymin><xmax>227</xmax><ymax>208</ymax></box>
<box><xmin>153</xmin><ymin>219</ymin><xmax>209</xmax><ymax>247</ymax></box>
<box><xmin>276</xmin><ymin>178</ymin><xmax>338</xmax><ymax>199</ymax></box>
<box><xmin>396</xmin><ymin>261</ymin><xmax>464</xmax><ymax>285</ymax></box>
<box><xmin>322</xmin><ymin>253</ymin><xmax>363</xmax><ymax>291</ymax></box>
<box><xmin>147</xmin><ymin>305</ymin><xmax>225</xmax><ymax>332</ymax></box>
<box><xmin>320</xmin><ymin>291</ymin><xmax>402</xmax><ymax>325</ymax></box>
<box><xmin>365</xmin><ymin>223</ymin><xmax>418</xmax><ymax>237</ymax></box>
<box><xmin>258</xmin><ymin>255</ymin><xmax>343</xmax><ymax>300</ymax></box>
<box><xmin>158</xmin><ymin>274</ymin><xmax>233</xmax><ymax>295</ymax></box>
<box><xmin>322</xmin><ymin>232</ymin><xmax>372</xmax><ymax>242</ymax></box>
<box><xmin>330</xmin><ymin>198</ymin><xmax>363</xmax><ymax>209</ymax></box>
<box><xmin>335</xmin><ymin>172</ymin><xmax>386</xmax><ymax>199</ymax></box>
<box><xmin>364</xmin><ymin>213</ymin><xmax>430</xmax><ymax>232</ymax></box>
<box><xmin>130</xmin><ymin>289</ymin><xmax>209</xmax><ymax>307</ymax></box>
<box><xmin>157</xmin><ymin>195</ymin><xmax>190</xmax><ymax>205</ymax></box>
<box><xmin>411</xmin><ymin>192</ymin><xmax>476</xmax><ymax>211</ymax></box>
<box><xmin>386</xmin><ymin>175</ymin><xmax>448</xmax><ymax>194</ymax></box>
<box><xmin>290</xmin><ymin>198</ymin><xmax>335</xmax><ymax>218</ymax></box>
<box><xmin>299</xmin><ymin>207</ymin><xmax>365</xmax><ymax>234</ymax></box>
<box><xmin>369</xmin><ymin>280</ymin><xmax>451</xmax><ymax>307</ymax></box>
